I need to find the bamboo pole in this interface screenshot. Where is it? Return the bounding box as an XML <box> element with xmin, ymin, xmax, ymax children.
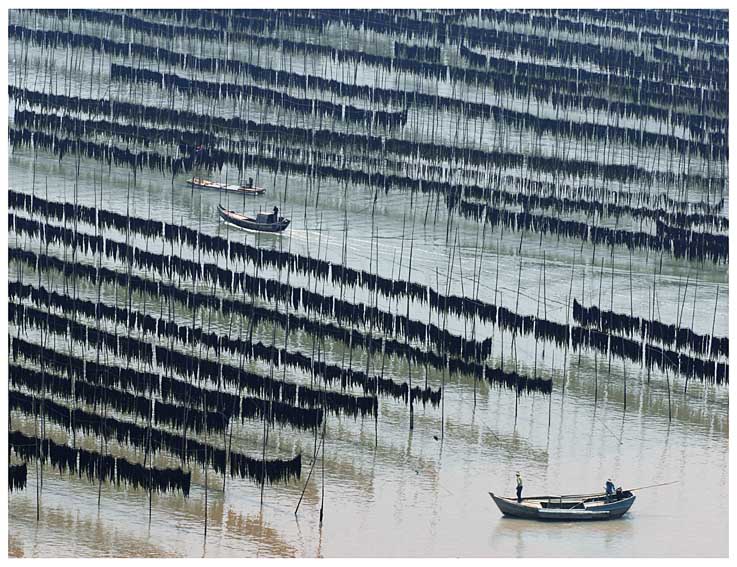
<box><xmin>406</xmin><ymin>212</ymin><xmax>416</xmax><ymax>430</ymax></box>
<box><xmin>512</xmin><ymin>248</ymin><xmax>523</xmax><ymax>424</ymax></box>
<box><xmin>562</xmin><ymin>251</ymin><xmax>576</xmax><ymax>402</ymax></box>
<box><xmin>684</xmin><ymin>276</ymin><xmax>699</xmax><ymax>394</ymax></box>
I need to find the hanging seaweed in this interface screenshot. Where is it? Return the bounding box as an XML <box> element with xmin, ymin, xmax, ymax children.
<box><xmin>573</xmin><ymin>298</ymin><xmax>728</xmax><ymax>358</ymax></box>
<box><xmin>9</xmin><ymin>463</ymin><xmax>28</xmax><ymax>492</ymax></box>
<box><xmin>9</xmin><ymin>430</ymin><xmax>191</xmax><ymax>496</ymax></box>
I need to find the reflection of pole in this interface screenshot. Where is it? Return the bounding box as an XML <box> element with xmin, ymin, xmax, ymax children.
<box><xmin>648</xmin><ymin>266</ymin><xmax>656</xmax><ymax>384</ymax></box>
<box><xmin>294</xmin><ymin>436</ymin><xmax>323</xmax><ymax>516</ymax></box>
<box><xmin>367</xmin><ymin>201</ymin><xmax>378</xmax><ymax>441</ymax></box>
<box><xmin>472</xmin><ymin>212</ymin><xmax>489</xmax><ymax>406</ymax></box>
<box><xmin>338</xmin><ymin>211</ymin><xmax>349</xmax><ymax>390</ymax></box>
<box><xmin>685</xmin><ymin>277</ymin><xmax>699</xmax><ymax>393</ymax></box>
<box><xmin>406</xmin><ymin>211</ymin><xmax>416</xmax><ymax>430</ymax></box>
<box><xmin>579</xmin><ymin>257</ymin><xmax>585</xmax><ymax>365</ymax></box>
<box><xmin>512</xmin><ymin>250</ymin><xmax>523</xmax><ymax>425</ymax></box>
<box><xmin>595</xmin><ymin>257</ymin><xmax>604</xmax><ymax>405</ymax></box>
<box><xmin>710</xmin><ymin>286</ymin><xmax>720</xmax><ymax>348</ymax></box>
<box><xmin>379</xmin><ymin>248</ymin><xmax>396</xmax><ymax>440</ymax></box>
<box><xmin>652</xmin><ymin>281</ymin><xmax>672</xmax><ymax>421</ymax></box>
<box><xmin>440</xmin><ymin>232</ymin><xmax>457</xmax><ymax>439</ymax></box>
<box><xmin>319</xmin><ymin>364</ymin><xmax>326</xmax><ymax>525</ymax></box>
<box><xmin>709</xmin><ymin>285</ymin><xmax>720</xmax><ymax>373</ymax></box>
<box><xmin>608</xmin><ymin>247</ymin><xmax>614</xmax><ymax>374</ymax></box>
<box><xmin>542</xmin><ymin>253</ymin><xmax>551</xmax><ymax>429</ymax></box>
<box><xmin>533</xmin><ymin>255</ymin><xmax>542</xmax><ymax>391</ymax></box>
<box><xmin>624</xmin><ymin>251</ymin><xmax>634</xmax><ymax>412</ymax></box>
<box><xmin>562</xmin><ymin>251</ymin><xmax>575</xmax><ymax>401</ymax></box>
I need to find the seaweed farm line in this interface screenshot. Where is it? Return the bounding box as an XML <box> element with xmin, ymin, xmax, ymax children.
<box><xmin>7</xmin><ymin>8</ymin><xmax>729</xmax><ymax>558</ymax></box>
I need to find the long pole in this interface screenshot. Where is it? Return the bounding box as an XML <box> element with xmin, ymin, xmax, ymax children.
<box><xmin>561</xmin><ymin>251</ymin><xmax>575</xmax><ymax>402</ymax></box>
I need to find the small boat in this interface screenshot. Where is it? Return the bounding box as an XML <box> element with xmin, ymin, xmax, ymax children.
<box><xmin>187</xmin><ymin>176</ymin><xmax>265</xmax><ymax>195</ymax></box>
<box><xmin>218</xmin><ymin>204</ymin><xmax>290</xmax><ymax>233</ymax></box>
<box><xmin>489</xmin><ymin>490</ymin><xmax>635</xmax><ymax>521</ymax></box>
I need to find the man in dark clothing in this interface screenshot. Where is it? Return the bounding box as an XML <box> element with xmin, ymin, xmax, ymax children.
<box><xmin>516</xmin><ymin>472</ymin><xmax>523</xmax><ymax>503</ymax></box>
<box><xmin>606</xmin><ymin>479</ymin><xmax>616</xmax><ymax>497</ymax></box>
<box><xmin>272</xmin><ymin>206</ymin><xmax>279</xmax><ymax>223</ymax></box>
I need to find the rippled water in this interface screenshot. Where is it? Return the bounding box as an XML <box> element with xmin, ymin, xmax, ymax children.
<box><xmin>7</xmin><ymin>9</ymin><xmax>729</xmax><ymax>558</ymax></box>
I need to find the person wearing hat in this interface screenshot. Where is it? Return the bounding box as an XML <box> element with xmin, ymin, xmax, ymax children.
<box><xmin>605</xmin><ymin>478</ymin><xmax>616</xmax><ymax>500</ymax></box>
<box><xmin>515</xmin><ymin>472</ymin><xmax>523</xmax><ymax>503</ymax></box>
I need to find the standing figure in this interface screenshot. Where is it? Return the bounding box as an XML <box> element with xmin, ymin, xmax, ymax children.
<box><xmin>605</xmin><ymin>478</ymin><xmax>616</xmax><ymax>498</ymax></box>
<box><xmin>515</xmin><ymin>472</ymin><xmax>523</xmax><ymax>503</ymax></box>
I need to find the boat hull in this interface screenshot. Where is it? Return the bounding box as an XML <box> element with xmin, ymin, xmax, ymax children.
<box><xmin>187</xmin><ymin>178</ymin><xmax>265</xmax><ymax>195</ymax></box>
<box><xmin>218</xmin><ymin>206</ymin><xmax>290</xmax><ymax>233</ymax></box>
<box><xmin>489</xmin><ymin>492</ymin><xmax>635</xmax><ymax>521</ymax></box>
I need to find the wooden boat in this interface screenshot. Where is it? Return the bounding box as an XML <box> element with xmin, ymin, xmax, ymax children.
<box><xmin>218</xmin><ymin>204</ymin><xmax>290</xmax><ymax>233</ymax></box>
<box><xmin>489</xmin><ymin>490</ymin><xmax>635</xmax><ymax>521</ymax></box>
<box><xmin>187</xmin><ymin>176</ymin><xmax>265</xmax><ymax>195</ymax></box>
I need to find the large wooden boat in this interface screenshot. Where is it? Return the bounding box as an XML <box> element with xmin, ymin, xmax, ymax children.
<box><xmin>218</xmin><ymin>204</ymin><xmax>290</xmax><ymax>233</ymax></box>
<box><xmin>489</xmin><ymin>490</ymin><xmax>635</xmax><ymax>521</ymax></box>
<box><xmin>187</xmin><ymin>177</ymin><xmax>265</xmax><ymax>195</ymax></box>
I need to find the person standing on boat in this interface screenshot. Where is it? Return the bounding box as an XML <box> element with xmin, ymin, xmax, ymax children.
<box><xmin>605</xmin><ymin>478</ymin><xmax>616</xmax><ymax>499</ymax></box>
<box><xmin>272</xmin><ymin>206</ymin><xmax>279</xmax><ymax>223</ymax></box>
<box><xmin>515</xmin><ymin>472</ymin><xmax>523</xmax><ymax>503</ymax></box>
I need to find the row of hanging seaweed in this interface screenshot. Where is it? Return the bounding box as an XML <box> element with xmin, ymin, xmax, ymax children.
<box><xmin>11</xmin><ymin>20</ymin><xmax>725</xmax><ymax>141</ymax></box>
<box><xmin>9</xmin><ymin>430</ymin><xmax>192</xmax><ymax>495</ymax></box>
<box><xmin>454</xmin><ymin>199</ymin><xmax>728</xmax><ymax>263</ymax></box>
<box><xmin>9</xmin><ymin>300</ymin><xmax>155</xmax><ymax>365</ymax></box>
<box><xmin>11</xmin><ymin>309</ymin><xmax>408</xmax><ymax>432</ymax></box>
<box><xmin>8</xmin><ymin>358</ymin><xmax>302</xmax><ymax>485</ymax></box>
<box><xmin>8</xmin><ymin>291</ymin><xmax>392</xmax><ymax>420</ymax></box>
<box><xmin>8</xmin><ymin>312</ymin><xmax>350</xmax><ymax>431</ymax></box>
<box><xmin>572</xmin><ymin>299</ymin><xmax>728</xmax><ymax>359</ymax></box>
<box><xmin>8</xmin><ymin>353</ymin><xmax>319</xmax><ymax>438</ymax></box>
<box><xmin>462</xmin><ymin>175</ymin><xmax>727</xmax><ymax>229</ymax></box>
<box><xmin>20</xmin><ymin>10</ymin><xmax>726</xmax><ymax>146</ymax></box>
<box><xmin>453</xmin><ymin>39</ymin><xmax>725</xmax><ymax>113</ymax></box>
<box><xmin>9</xmin><ymin>128</ymin><xmax>189</xmax><ymax>174</ymax></box>
<box><xmin>394</xmin><ymin>40</ymin><xmax>441</xmax><ymax>62</ymax></box>
<box><xmin>108</xmin><ymin>64</ymin><xmax>408</xmax><ymax>130</ymax></box>
<box><xmin>9</xmin><ymin>279</ymin><xmax>427</xmax><ymax>413</ymax></box>
<box><xmin>8</xmin><ymin>122</ymin><xmax>726</xmax><ymax>254</ymax></box>
<box><xmin>7</xmin><ymin>219</ymin><xmax>493</xmax><ymax>363</ymax></box>
<box><xmin>8</xmin><ymin>345</ymin><xmax>226</xmax><ymax>436</ymax></box>
<box><xmin>8</xmin><ymin>190</ymin><xmax>727</xmax><ymax>344</ymax></box>
<box><xmin>9</xmin><ymin>463</ymin><xmax>27</xmax><ymax>491</ymax></box>
<box><xmin>10</xmin><ymin>237</ymin><xmax>725</xmax><ymax>386</ymax></box>
<box><xmin>14</xmin><ymin>228</ymin><xmax>724</xmax><ymax>388</ymax></box>
<box><xmin>303</xmin><ymin>8</ymin><xmax>727</xmax><ymax>77</ymax></box>
<box><xmin>568</xmin><ymin>327</ymin><xmax>728</xmax><ymax>384</ymax></box>
<box><xmin>50</xmin><ymin>7</ymin><xmax>730</xmax><ymax>57</ymax></box>
<box><xmin>10</xmin><ymin>90</ymin><xmax>726</xmax><ymax>190</ymax></box>
<box><xmin>10</xmin><ymin>278</ymin><xmax>390</xmax><ymax>416</ymax></box>
<box><xmin>9</xmin><ymin>107</ymin><xmax>723</xmax><ymax>203</ymax></box>
<box><xmin>473</xmin><ymin>8</ymin><xmax>728</xmax><ymax>47</ymax></box>
<box><xmin>12</xmin><ymin>108</ymin><xmax>223</xmax><ymax>151</ymax></box>
<box><xmin>8</xmin><ymin>244</ymin><xmax>545</xmax><ymax>396</ymax></box>
<box><xmin>22</xmin><ymin>9</ymin><xmax>725</xmax><ymax>123</ymax></box>
<box><xmin>103</xmin><ymin>59</ymin><xmax>726</xmax><ymax>164</ymax></box>
<box><xmin>8</xmin><ymin>78</ymin><xmax>724</xmax><ymax>195</ymax></box>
